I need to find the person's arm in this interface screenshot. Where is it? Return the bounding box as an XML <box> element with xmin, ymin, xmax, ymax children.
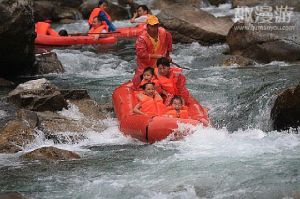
<box><xmin>166</xmin><ymin>31</ymin><xmax>173</xmax><ymax>61</ymax></box>
<box><xmin>131</xmin><ymin>15</ymin><xmax>148</xmax><ymax>23</ymax></box>
<box><xmin>176</xmin><ymin>74</ymin><xmax>190</xmax><ymax>105</ymax></box>
<box><xmin>133</xmin><ymin>103</ymin><xmax>146</xmax><ymax>115</ymax></box>
<box><xmin>130</xmin><ymin>12</ymin><xmax>138</xmax><ymax>23</ymax></box>
<box><xmin>99</xmin><ymin>12</ymin><xmax>116</xmax><ymax>32</ymax></box>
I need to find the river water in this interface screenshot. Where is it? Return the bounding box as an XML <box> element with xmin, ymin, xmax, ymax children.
<box><xmin>0</xmin><ymin>19</ymin><xmax>300</xmax><ymax>198</ymax></box>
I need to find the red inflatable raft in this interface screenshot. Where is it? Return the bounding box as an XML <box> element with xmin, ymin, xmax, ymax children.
<box><xmin>107</xmin><ymin>24</ymin><xmax>145</xmax><ymax>38</ymax></box>
<box><xmin>35</xmin><ymin>34</ymin><xmax>117</xmax><ymax>46</ymax></box>
<box><xmin>112</xmin><ymin>81</ymin><xmax>209</xmax><ymax>143</ymax></box>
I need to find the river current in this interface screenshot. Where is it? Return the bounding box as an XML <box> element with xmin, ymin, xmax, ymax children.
<box><xmin>0</xmin><ymin>18</ymin><xmax>300</xmax><ymax>198</ymax></box>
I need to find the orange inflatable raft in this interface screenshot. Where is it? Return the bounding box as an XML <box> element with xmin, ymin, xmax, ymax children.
<box><xmin>34</xmin><ymin>21</ymin><xmax>117</xmax><ymax>46</ymax></box>
<box><xmin>112</xmin><ymin>81</ymin><xmax>209</xmax><ymax>143</ymax></box>
<box><xmin>107</xmin><ymin>24</ymin><xmax>145</xmax><ymax>38</ymax></box>
<box><xmin>35</xmin><ymin>34</ymin><xmax>117</xmax><ymax>46</ymax></box>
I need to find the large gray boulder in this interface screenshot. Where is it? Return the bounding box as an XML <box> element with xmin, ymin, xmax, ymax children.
<box><xmin>271</xmin><ymin>84</ymin><xmax>300</xmax><ymax>131</ymax></box>
<box><xmin>157</xmin><ymin>4</ymin><xmax>234</xmax><ymax>44</ymax></box>
<box><xmin>0</xmin><ymin>0</ymin><xmax>35</xmax><ymax>79</ymax></box>
<box><xmin>152</xmin><ymin>0</ymin><xmax>204</xmax><ymax>9</ymax></box>
<box><xmin>33</xmin><ymin>0</ymin><xmax>83</xmax><ymax>22</ymax></box>
<box><xmin>80</xmin><ymin>0</ymin><xmax>130</xmax><ymax>20</ymax></box>
<box><xmin>7</xmin><ymin>78</ymin><xmax>68</xmax><ymax>112</ymax></box>
<box><xmin>227</xmin><ymin>12</ymin><xmax>300</xmax><ymax>63</ymax></box>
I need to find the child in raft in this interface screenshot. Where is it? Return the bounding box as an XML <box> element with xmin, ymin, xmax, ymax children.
<box><xmin>133</xmin><ymin>82</ymin><xmax>166</xmax><ymax>116</ymax></box>
<box><xmin>139</xmin><ymin>67</ymin><xmax>161</xmax><ymax>91</ymax></box>
<box><xmin>164</xmin><ymin>95</ymin><xmax>189</xmax><ymax>119</ymax></box>
<box><xmin>139</xmin><ymin>67</ymin><xmax>173</xmax><ymax>105</ymax></box>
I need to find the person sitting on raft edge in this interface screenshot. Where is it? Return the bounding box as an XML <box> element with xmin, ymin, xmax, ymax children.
<box><xmin>154</xmin><ymin>57</ymin><xmax>190</xmax><ymax>106</ymax></box>
<box><xmin>133</xmin><ymin>82</ymin><xmax>166</xmax><ymax>117</ymax></box>
<box><xmin>88</xmin><ymin>0</ymin><xmax>116</xmax><ymax>32</ymax></box>
<box><xmin>130</xmin><ymin>5</ymin><xmax>150</xmax><ymax>23</ymax></box>
<box><xmin>88</xmin><ymin>16</ymin><xmax>108</xmax><ymax>40</ymax></box>
<box><xmin>164</xmin><ymin>95</ymin><xmax>189</xmax><ymax>119</ymax></box>
<box><xmin>132</xmin><ymin>15</ymin><xmax>173</xmax><ymax>89</ymax></box>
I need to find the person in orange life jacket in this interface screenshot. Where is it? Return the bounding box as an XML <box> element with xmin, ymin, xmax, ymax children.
<box><xmin>88</xmin><ymin>0</ymin><xmax>116</xmax><ymax>32</ymax></box>
<box><xmin>133</xmin><ymin>82</ymin><xmax>166</xmax><ymax>117</ymax></box>
<box><xmin>130</xmin><ymin>5</ymin><xmax>150</xmax><ymax>23</ymax></box>
<box><xmin>88</xmin><ymin>16</ymin><xmax>108</xmax><ymax>40</ymax></box>
<box><xmin>155</xmin><ymin>57</ymin><xmax>192</xmax><ymax>106</ymax></box>
<box><xmin>132</xmin><ymin>15</ymin><xmax>173</xmax><ymax>89</ymax></box>
<box><xmin>164</xmin><ymin>95</ymin><xmax>189</xmax><ymax>119</ymax></box>
<box><xmin>138</xmin><ymin>67</ymin><xmax>162</xmax><ymax>93</ymax></box>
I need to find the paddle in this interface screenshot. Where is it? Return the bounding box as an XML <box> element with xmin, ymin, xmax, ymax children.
<box><xmin>69</xmin><ymin>31</ymin><xmax>121</xmax><ymax>36</ymax></box>
<box><xmin>171</xmin><ymin>62</ymin><xmax>190</xmax><ymax>70</ymax></box>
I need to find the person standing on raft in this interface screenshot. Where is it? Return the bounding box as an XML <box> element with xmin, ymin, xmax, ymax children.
<box><xmin>133</xmin><ymin>15</ymin><xmax>173</xmax><ymax>89</ymax></box>
<box><xmin>88</xmin><ymin>0</ymin><xmax>116</xmax><ymax>32</ymax></box>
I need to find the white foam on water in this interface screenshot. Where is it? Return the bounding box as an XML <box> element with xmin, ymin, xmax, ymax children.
<box><xmin>155</xmin><ymin>125</ymin><xmax>300</xmax><ymax>160</ymax></box>
<box><xmin>202</xmin><ymin>3</ymin><xmax>235</xmax><ymax>17</ymax></box>
<box><xmin>0</xmin><ymin>110</ymin><xmax>7</xmax><ymax>118</ymax></box>
<box><xmin>53</xmin><ymin>49</ymin><xmax>132</xmax><ymax>78</ymax></box>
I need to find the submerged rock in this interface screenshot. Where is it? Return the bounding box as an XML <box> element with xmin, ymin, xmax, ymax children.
<box><xmin>34</xmin><ymin>52</ymin><xmax>64</xmax><ymax>75</ymax></box>
<box><xmin>0</xmin><ymin>0</ymin><xmax>35</xmax><ymax>79</ymax></box>
<box><xmin>21</xmin><ymin>146</ymin><xmax>80</xmax><ymax>160</ymax></box>
<box><xmin>271</xmin><ymin>84</ymin><xmax>300</xmax><ymax>131</ymax></box>
<box><xmin>8</xmin><ymin>78</ymin><xmax>68</xmax><ymax>112</ymax></box>
<box><xmin>157</xmin><ymin>5</ymin><xmax>234</xmax><ymax>44</ymax></box>
<box><xmin>223</xmin><ymin>55</ymin><xmax>254</xmax><ymax>67</ymax></box>
<box><xmin>227</xmin><ymin>15</ymin><xmax>300</xmax><ymax>63</ymax></box>
<box><xmin>0</xmin><ymin>192</ymin><xmax>27</xmax><ymax>199</ymax></box>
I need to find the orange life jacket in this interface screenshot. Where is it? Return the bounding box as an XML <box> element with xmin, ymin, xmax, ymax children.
<box><xmin>88</xmin><ymin>8</ymin><xmax>112</xmax><ymax>26</ymax></box>
<box><xmin>137</xmin><ymin>27</ymin><xmax>168</xmax><ymax>68</ymax></box>
<box><xmin>165</xmin><ymin>106</ymin><xmax>189</xmax><ymax>119</ymax></box>
<box><xmin>35</xmin><ymin>22</ymin><xmax>59</xmax><ymax>36</ymax></box>
<box><xmin>139</xmin><ymin>78</ymin><xmax>162</xmax><ymax>93</ymax></box>
<box><xmin>88</xmin><ymin>24</ymin><xmax>109</xmax><ymax>35</ymax></box>
<box><xmin>137</xmin><ymin>93</ymin><xmax>166</xmax><ymax>116</ymax></box>
<box><xmin>154</xmin><ymin>68</ymin><xmax>181</xmax><ymax>95</ymax></box>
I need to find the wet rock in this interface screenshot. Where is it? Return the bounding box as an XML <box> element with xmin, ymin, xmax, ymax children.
<box><xmin>21</xmin><ymin>146</ymin><xmax>80</xmax><ymax>160</ymax></box>
<box><xmin>227</xmin><ymin>21</ymin><xmax>300</xmax><ymax>63</ymax></box>
<box><xmin>152</xmin><ymin>0</ymin><xmax>204</xmax><ymax>9</ymax></box>
<box><xmin>80</xmin><ymin>0</ymin><xmax>130</xmax><ymax>20</ymax></box>
<box><xmin>271</xmin><ymin>84</ymin><xmax>300</xmax><ymax>131</ymax></box>
<box><xmin>232</xmin><ymin>0</ymin><xmax>300</xmax><ymax>12</ymax></box>
<box><xmin>0</xmin><ymin>78</ymin><xmax>15</xmax><ymax>87</ymax></box>
<box><xmin>0</xmin><ymin>192</ymin><xmax>27</xmax><ymax>199</ymax></box>
<box><xmin>34</xmin><ymin>52</ymin><xmax>64</xmax><ymax>75</ymax></box>
<box><xmin>0</xmin><ymin>119</ymin><xmax>37</xmax><ymax>153</ymax></box>
<box><xmin>0</xmin><ymin>0</ymin><xmax>35</xmax><ymax>79</ymax></box>
<box><xmin>33</xmin><ymin>1</ymin><xmax>83</xmax><ymax>22</ymax></box>
<box><xmin>37</xmin><ymin>99</ymin><xmax>106</xmax><ymax>144</ymax></box>
<box><xmin>8</xmin><ymin>78</ymin><xmax>68</xmax><ymax>112</ymax></box>
<box><xmin>157</xmin><ymin>5</ymin><xmax>234</xmax><ymax>44</ymax></box>
<box><xmin>223</xmin><ymin>55</ymin><xmax>254</xmax><ymax>67</ymax></box>
<box><xmin>60</xmin><ymin>89</ymin><xmax>90</xmax><ymax>100</ymax></box>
